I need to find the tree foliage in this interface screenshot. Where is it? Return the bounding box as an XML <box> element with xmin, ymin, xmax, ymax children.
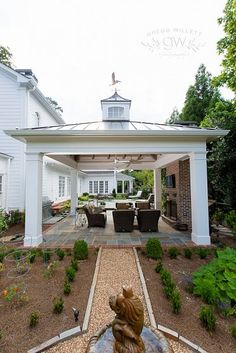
<box><xmin>166</xmin><ymin>107</ymin><xmax>180</xmax><ymax>124</ymax></box>
<box><xmin>0</xmin><ymin>46</ymin><xmax>13</xmax><ymax>68</ymax></box>
<box><xmin>181</xmin><ymin>64</ymin><xmax>219</xmax><ymax>125</ymax></box>
<box><xmin>46</xmin><ymin>97</ymin><xmax>63</xmax><ymax>114</ymax></box>
<box><xmin>126</xmin><ymin>170</ymin><xmax>153</xmax><ymax>195</ymax></box>
<box><xmin>214</xmin><ymin>0</ymin><xmax>236</xmax><ymax>95</ymax></box>
<box><xmin>201</xmin><ymin>99</ymin><xmax>236</xmax><ymax>208</ymax></box>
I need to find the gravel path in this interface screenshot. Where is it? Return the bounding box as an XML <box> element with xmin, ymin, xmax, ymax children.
<box><xmin>46</xmin><ymin>248</ymin><xmax>194</xmax><ymax>353</ymax></box>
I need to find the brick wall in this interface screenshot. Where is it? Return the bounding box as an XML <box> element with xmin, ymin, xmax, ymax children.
<box><xmin>164</xmin><ymin>159</ymin><xmax>192</xmax><ymax>229</ymax></box>
<box><xmin>179</xmin><ymin>159</ymin><xmax>191</xmax><ymax>228</ymax></box>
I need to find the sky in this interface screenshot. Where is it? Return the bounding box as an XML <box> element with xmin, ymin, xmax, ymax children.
<box><xmin>0</xmin><ymin>0</ymin><xmax>233</xmax><ymax>124</ymax></box>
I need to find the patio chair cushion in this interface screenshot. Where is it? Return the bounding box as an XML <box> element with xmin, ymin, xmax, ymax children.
<box><xmin>135</xmin><ymin>201</ymin><xmax>150</xmax><ymax>209</ymax></box>
<box><xmin>112</xmin><ymin>209</ymin><xmax>135</xmax><ymax>232</ymax></box>
<box><xmin>137</xmin><ymin>209</ymin><xmax>160</xmax><ymax>232</ymax></box>
<box><xmin>116</xmin><ymin>202</ymin><xmax>132</xmax><ymax>209</ymax></box>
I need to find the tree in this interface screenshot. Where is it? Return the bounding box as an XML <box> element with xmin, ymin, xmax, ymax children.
<box><xmin>166</xmin><ymin>107</ymin><xmax>180</xmax><ymax>124</ymax></box>
<box><xmin>0</xmin><ymin>46</ymin><xmax>13</xmax><ymax>68</ymax></box>
<box><xmin>126</xmin><ymin>170</ymin><xmax>154</xmax><ymax>197</ymax></box>
<box><xmin>201</xmin><ymin>100</ymin><xmax>236</xmax><ymax>208</ymax></box>
<box><xmin>46</xmin><ymin>97</ymin><xmax>63</xmax><ymax>114</ymax></box>
<box><xmin>181</xmin><ymin>64</ymin><xmax>219</xmax><ymax>124</ymax></box>
<box><xmin>214</xmin><ymin>0</ymin><xmax>236</xmax><ymax>95</ymax></box>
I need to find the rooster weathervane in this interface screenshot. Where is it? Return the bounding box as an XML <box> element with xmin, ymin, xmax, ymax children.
<box><xmin>110</xmin><ymin>72</ymin><xmax>121</xmax><ymax>91</ymax></box>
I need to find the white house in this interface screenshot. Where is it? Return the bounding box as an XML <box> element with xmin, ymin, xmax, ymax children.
<box><xmin>0</xmin><ymin>63</ymin><xmax>72</xmax><ymax>210</ymax></box>
<box><xmin>80</xmin><ymin>170</ymin><xmax>134</xmax><ymax>195</ymax></box>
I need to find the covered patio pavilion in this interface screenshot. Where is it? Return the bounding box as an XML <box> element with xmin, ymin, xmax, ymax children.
<box><xmin>5</xmin><ymin>119</ymin><xmax>228</xmax><ymax>247</ymax></box>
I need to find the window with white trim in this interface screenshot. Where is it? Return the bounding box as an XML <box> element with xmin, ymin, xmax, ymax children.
<box><xmin>99</xmin><ymin>181</ymin><xmax>104</xmax><ymax>194</ymax></box>
<box><xmin>108</xmin><ymin>106</ymin><xmax>124</xmax><ymax>118</ymax></box>
<box><xmin>67</xmin><ymin>177</ymin><xmax>71</xmax><ymax>196</ymax></box>
<box><xmin>94</xmin><ymin>181</ymin><xmax>98</xmax><ymax>194</ymax></box>
<box><xmin>89</xmin><ymin>181</ymin><xmax>93</xmax><ymax>194</ymax></box>
<box><xmin>59</xmin><ymin>176</ymin><xmax>65</xmax><ymax>197</ymax></box>
<box><xmin>105</xmin><ymin>181</ymin><xmax>108</xmax><ymax>193</ymax></box>
<box><xmin>0</xmin><ymin>175</ymin><xmax>2</xmax><ymax>195</ymax></box>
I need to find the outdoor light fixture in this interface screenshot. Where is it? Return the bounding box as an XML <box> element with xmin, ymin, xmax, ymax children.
<box><xmin>72</xmin><ymin>307</ymin><xmax>79</xmax><ymax>322</ymax></box>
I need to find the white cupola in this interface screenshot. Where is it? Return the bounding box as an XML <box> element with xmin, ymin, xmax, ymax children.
<box><xmin>101</xmin><ymin>90</ymin><xmax>131</xmax><ymax>121</ymax></box>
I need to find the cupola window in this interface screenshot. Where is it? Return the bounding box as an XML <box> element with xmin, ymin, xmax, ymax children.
<box><xmin>108</xmin><ymin>106</ymin><xmax>124</xmax><ymax>118</ymax></box>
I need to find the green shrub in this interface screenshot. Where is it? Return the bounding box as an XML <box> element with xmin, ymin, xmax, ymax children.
<box><xmin>168</xmin><ymin>247</ymin><xmax>179</xmax><ymax>259</ymax></box>
<box><xmin>73</xmin><ymin>240</ymin><xmax>88</xmax><ymax>260</ymax></box>
<box><xmin>0</xmin><ymin>210</ymin><xmax>8</xmax><ymax>232</ymax></box>
<box><xmin>231</xmin><ymin>325</ymin><xmax>236</xmax><ymax>339</ymax></box>
<box><xmin>43</xmin><ymin>261</ymin><xmax>59</xmax><ymax>278</ymax></box>
<box><xmin>192</xmin><ymin>248</ymin><xmax>236</xmax><ymax>311</ymax></box>
<box><xmin>63</xmin><ymin>281</ymin><xmax>71</xmax><ymax>295</ymax></box>
<box><xmin>155</xmin><ymin>260</ymin><xmax>163</xmax><ymax>273</ymax></box>
<box><xmin>163</xmin><ymin>282</ymin><xmax>176</xmax><ymax>299</ymax></box>
<box><xmin>225</xmin><ymin>210</ymin><xmax>236</xmax><ymax>236</ymax></box>
<box><xmin>28</xmin><ymin>250</ymin><xmax>37</xmax><ymax>263</ymax></box>
<box><xmin>56</xmin><ymin>248</ymin><xmax>65</xmax><ymax>261</ymax></box>
<box><xmin>197</xmin><ymin>248</ymin><xmax>208</xmax><ymax>259</ymax></box>
<box><xmin>146</xmin><ymin>238</ymin><xmax>163</xmax><ymax>260</ymax></box>
<box><xmin>53</xmin><ymin>297</ymin><xmax>64</xmax><ymax>314</ymax></box>
<box><xmin>184</xmin><ymin>248</ymin><xmax>192</xmax><ymax>259</ymax></box>
<box><xmin>171</xmin><ymin>289</ymin><xmax>181</xmax><ymax>314</ymax></box>
<box><xmin>29</xmin><ymin>311</ymin><xmax>39</xmax><ymax>327</ymax></box>
<box><xmin>13</xmin><ymin>250</ymin><xmax>21</xmax><ymax>260</ymax></box>
<box><xmin>71</xmin><ymin>258</ymin><xmax>78</xmax><ymax>272</ymax></box>
<box><xmin>43</xmin><ymin>250</ymin><xmax>52</xmax><ymax>263</ymax></box>
<box><xmin>65</xmin><ymin>266</ymin><xmax>76</xmax><ymax>282</ymax></box>
<box><xmin>217</xmin><ymin>300</ymin><xmax>236</xmax><ymax>317</ymax></box>
<box><xmin>160</xmin><ymin>269</ymin><xmax>172</xmax><ymax>286</ymax></box>
<box><xmin>199</xmin><ymin>306</ymin><xmax>216</xmax><ymax>331</ymax></box>
<box><xmin>78</xmin><ymin>195</ymin><xmax>89</xmax><ymax>201</ymax></box>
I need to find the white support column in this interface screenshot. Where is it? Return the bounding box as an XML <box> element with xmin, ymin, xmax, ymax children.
<box><xmin>189</xmin><ymin>152</ymin><xmax>210</xmax><ymax>245</ymax></box>
<box><xmin>70</xmin><ymin>169</ymin><xmax>78</xmax><ymax>216</ymax></box>
<box><xmin>24</xmin><ymin>153</ymin><xmax>43</xmax><ymax>247</ymax></box>
<box><xmin>153</xmin><ymin>168</ymin><xmax>162</xmax><ymax>210</ymax></box>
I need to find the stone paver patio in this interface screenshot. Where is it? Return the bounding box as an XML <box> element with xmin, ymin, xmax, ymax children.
<box><xmin>43</xmin><ymin>210</ymin><xmax>193</xmax><ymax>247</ymax></box>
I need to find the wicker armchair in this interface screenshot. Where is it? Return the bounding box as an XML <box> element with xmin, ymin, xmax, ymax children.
<box><xmin>112</xmin><ymin>209</ymin><xmax>135</xmax><ymax>232</ymax></box>
<box><xmin>137</xmin><ymin>209</ymin><xmax>160</xmax><ymax>232</ymax></box>
<box><xmin>84</xmin><ymin>206</ymin><xmax>106</xmax><ymax>228</ymax></box>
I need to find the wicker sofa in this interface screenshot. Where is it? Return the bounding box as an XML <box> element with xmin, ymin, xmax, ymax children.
<box><xmin>137</xmin><ymin>209</ymin><xmax>160</xmax><ymax>232</ymax></box>
<box><xmin>112</xmin><ymin>209</ymin><xmax>135</xmax><ymax>232</ymax></box>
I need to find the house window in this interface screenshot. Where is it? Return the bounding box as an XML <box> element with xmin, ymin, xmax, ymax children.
<box><xmin>0</xmin><ymin>175</ymin><xmax>2</xmax><ymax>194</ymax></box>
<box><xmin>94</xmin><ymin>181</ymin><xmax>98</xmax><ymax>194</ymax></box>
<box><xmin>99</xmin><ymin>181</ymin><xmax>104</xmax><ymax>194</ymax></box>
<box><xmin>108</xmin><ymin>107</ymin><xmax>124</xmax><ymax>118</ymax></box>
<box><xmin>89</xmin><ymin>181</ymin><xmax>93</xmax><ymax>194</ymax></box>
<box><xmin>59</xmin><ymin>176</ymin><xmax>65</xmax><ymax>197</ymax></box>
<box><xmin>67</xmin><ymin>177</ymin><xmax>71</xmax><ymax>196</ymax></box>
<box><xmin>105</xmin><ymin>181</ymin><xmax>108</xmax><ymax>193</ymax></box>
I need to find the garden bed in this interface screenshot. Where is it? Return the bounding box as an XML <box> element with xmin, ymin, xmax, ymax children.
<box><xmin>0</xmin><ymin>248</ymin><xmax>97</xmax><ymax>353</ymax></box>
<box><xmin>138</xmin><ymin>248</ymin><xmax>236</xmax><ymax>353</ymax></box>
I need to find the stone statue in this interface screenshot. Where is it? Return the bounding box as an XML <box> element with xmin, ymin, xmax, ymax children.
<box><xmin>109</xmin><ymin>285</ymin><xmax>145</xmax><ymax>353</ymax></box>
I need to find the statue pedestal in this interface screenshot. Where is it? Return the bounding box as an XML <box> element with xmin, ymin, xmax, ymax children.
<box><xmin>86</xmin><ymin>324</ymin><xmax>172</xmax><ymax>353</ymax></box>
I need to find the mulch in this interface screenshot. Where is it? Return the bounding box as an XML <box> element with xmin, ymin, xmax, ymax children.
<box><xmin>138</xmin><ymin>249</ymin><xmax>236</xmax><ymax>353</ymax></box>
<box><xmin>0</xmin><ymin>249</ymin><xmax>97</xmax><ymax>353</ymax></box>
